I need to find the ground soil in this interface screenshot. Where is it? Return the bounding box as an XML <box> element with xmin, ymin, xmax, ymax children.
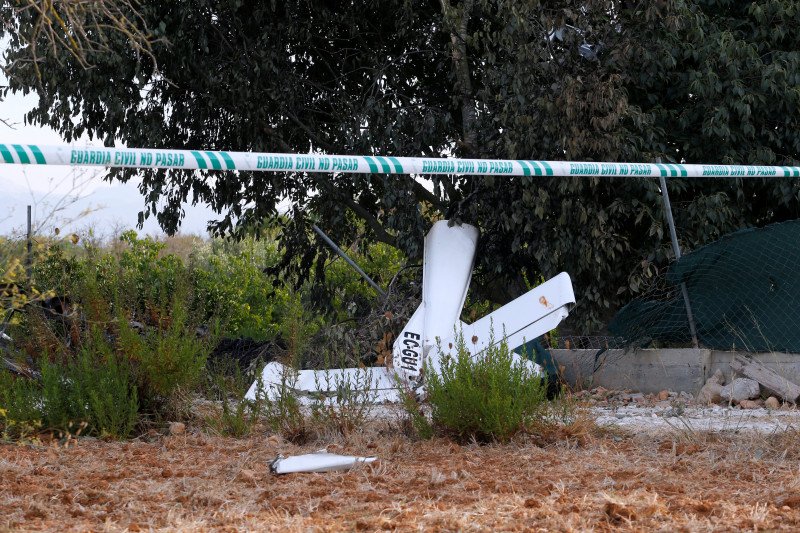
<box><xmin>3</xmin><ymin>416</ymin><xmax>800</xmax><ymax>532</ymax></box>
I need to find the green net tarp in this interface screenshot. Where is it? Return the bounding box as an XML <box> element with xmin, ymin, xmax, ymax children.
<box><xmin>609</xmin><ymin>220</ymin><xmax>800</xmax><ymax>352</ymax></box>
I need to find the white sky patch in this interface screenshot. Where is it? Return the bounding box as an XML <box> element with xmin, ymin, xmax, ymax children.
<box><xmin>0</xmin><ymin>70</ymin><xmax>219</xmax><ymax>237</ymax></box>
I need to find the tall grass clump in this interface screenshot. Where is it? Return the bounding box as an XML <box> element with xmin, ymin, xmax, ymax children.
<box><xmin>424</xmin><ymin>331</ymin><xmax>548</xmax><ymax>443</ymax></box>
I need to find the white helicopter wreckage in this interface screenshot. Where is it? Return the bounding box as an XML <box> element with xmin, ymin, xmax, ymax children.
<box><xmin>245</xmin><ymin>220</ymin><xmax>575</xmax><ymax>404</ymax></box>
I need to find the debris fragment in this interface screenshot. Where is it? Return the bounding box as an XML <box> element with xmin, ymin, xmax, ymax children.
<box><xmin>245</xmin><ymin>362</ymin><xmax>401</xmax><ymax>404</ymax></box>
<box><xmin>269</xmin><ymin>450</ymin><xmax>377</xmax><ymax>474</ymax></box>
<box><xmin>730</xmin><ymin>354</ymin><xmax>800</xmax><ymax>404</ymax></box>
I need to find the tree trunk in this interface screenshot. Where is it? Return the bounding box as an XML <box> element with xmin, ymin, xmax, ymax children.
<box><xmin>441</xmin><ymin>0</ymin><xmax>478</xmax><ymax>156</ymax></box>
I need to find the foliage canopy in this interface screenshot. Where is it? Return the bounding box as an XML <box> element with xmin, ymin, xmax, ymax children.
<box><xmin>3</xmin><ymin>0</ymin><xmax>800</xmax><ymax>331</ymax></box>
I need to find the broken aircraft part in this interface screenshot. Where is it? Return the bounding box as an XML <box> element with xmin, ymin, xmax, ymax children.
<box><xmin>392</xmin><ymin>220</ymin><xmax>575</xmax><ymax>389</ymax></box>
<box><xmin>244</xmin><ymin>362</ymin><xmax>402</xmax><ymax>404</ymax></box>
<box><xmin>270</xmin><ymin>450</ymin><xmax>377</xmax><ymax>474</ymax></box>
<box><xmin>246</xmin><ymin>219</ymin><xmax>575</xmax><ymax>400</ymax></box>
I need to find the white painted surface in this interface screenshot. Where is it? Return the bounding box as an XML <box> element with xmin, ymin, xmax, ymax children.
<box><xmin>244</xmin><ymin>362</ymin><xmax>402</xmax><ymax>404</ymax></box>
<box><xmin>270</xmin><ymin>450</ymin><xmax>377</xmax><ymax>474</ymax></box>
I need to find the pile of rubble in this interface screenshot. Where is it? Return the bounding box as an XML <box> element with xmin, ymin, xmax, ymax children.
<box><xmin>576</xmin><ymin>384</ymin><xmax>791</xmax><ymax>411</ymax></box>
<box><xmin>576</xmin><ymin>353</ymin><xmax>800</xmax><ymax>411</ymax></box>
<box><xmin>695</xmin><ymin>370</ymin><xmax>781</xmax><ymax>409</ymax></box>
<box><xmin>582</xmin><ymin>354</ymin><xmax>800</xmax><ymax>433</ymax></box>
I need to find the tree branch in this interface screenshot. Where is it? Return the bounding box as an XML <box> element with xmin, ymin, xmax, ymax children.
<box><xmin>341</xmin><ymin>196</ymin><xmax>397</xmax><ymax>248</ymax></box>
<box><xmin>411</xmin><ymin>179</ymin><xmax>445</xmax><ymax>211</ymax></box>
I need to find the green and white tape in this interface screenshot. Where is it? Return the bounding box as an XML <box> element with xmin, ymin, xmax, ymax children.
<box><xmin>1</xmin><ymin>143</ymin><xmax>799</xmax><ymax>178</ymax></box>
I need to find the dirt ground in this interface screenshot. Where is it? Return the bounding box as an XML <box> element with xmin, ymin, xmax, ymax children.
<box><xmin>3</xmin><ymin>415</ymin><xmax>800</xmax><ymax>532</ymax></box>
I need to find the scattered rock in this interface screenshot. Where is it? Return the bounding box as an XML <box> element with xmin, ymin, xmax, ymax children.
<box><xmin>766</xmin><ymin>396</ymin><xmax>780</xmax><ymax>410</ymax></box>
<box><xmin>657</xmin><ymin>390</ymin><xmax>670</xmax><ymax>401</ymax></box>
<box><xmin>697</xmin><ymin>384</ymin><xmax>722</xmax><ymax>404</ymax></box>
<box><xmin>621</xmin><ymin>393</ymin><xmax>644</xmax><ymax>403</ymax></box>
<box><xmin>592</xmin><ymin>387</ymin><xmax>609</xmax><ymax>398</ymax></box>
<box><xmin>738</xmin><ymin>399</ymin><xmax>763</xmax><ymax>409</ymax></box>
<box><xmin>169</xmin><ymin>422</ymin><xmax>186</xmax><ymax>436</ymax></box>
<box><xmin>697</xmin><ymin>369</ymin><xmax>726</xmax><ymax>404</ymax></box>
<box><xmin>720</xmin><ymin>378</ymin><xmax>760</xmax><ymax>403</ymax></box>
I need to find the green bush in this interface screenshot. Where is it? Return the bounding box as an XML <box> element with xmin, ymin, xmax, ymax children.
<box><xmin>3</xmin><ymin>226</ymin><xmax>416</xmax><ymax>442</ymax></box>
<box><xmin>425</xmin><ymin>331</ymin><xmax>548</xmax><ymax>443</ymax></box>
<box><xmin>321</xmin><ymin>241</ymin><xmax>405</xmax><ymax>321</ymax></box>
<box><xmin>117</xmin><ymin>297</ymin><xmax>212</xmax><ymax>405</ymax></box>
<box><xmin>191</xmin><ymin>236</ymin><xmax>285</xmax><ymax>341</ymax></box>
<box><xmin>79</xmin><ymin>358</ymin><xmax>138</xmax><ymax>439</ymax></box>
<box><xmin>397</xmin><ymin>382</ymin><xmax>434</xmax><ymax>440</ymax></box>
<box><xmin>1</xmin><ymin>328</ymin><xmax>139</xmax><ymax>439</ymax></box>
<box><xmin>309</xmin><ymin>366</ymin><xmax>377</xmax><ymax>437</ymax></box>
<box><xmin>0</xmin><ymin>370</ymin><xmax>42</xmax><ymax>440</ymax></box>
<box><xmin>6</xmin><ymin>251</ymin><xmax>211</xmax><ymax>435</ymax></box>
<box><xmin>40</xmin><ymin>328</ymin><xmax>139</xmax><ymax>439</ymax></box>
<box><xmin>258</xmin><ymin>371</ymin><xmax>308</xmax><ymax>443</ymax></box>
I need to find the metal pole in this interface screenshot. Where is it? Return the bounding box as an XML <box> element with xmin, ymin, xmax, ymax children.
<box><xmin>658</xmin><ymin>172</ymin><xmax>700</xmax><ymax>348</ymax></box>
<box><xmin>311</xmin><ymin>224</ymin><xmax>386</xmax><ymax>297</ymax></box>
<box><xmin>25</xmin><ymin>205</ymin><xmax>32</xmax><ymax>283</ymax></box>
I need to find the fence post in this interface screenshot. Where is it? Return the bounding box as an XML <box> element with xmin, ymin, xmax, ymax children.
<box><xmin>657</xmin><ymin>168</ymin><xmax>700</xmax><ymax>348</ymax></box>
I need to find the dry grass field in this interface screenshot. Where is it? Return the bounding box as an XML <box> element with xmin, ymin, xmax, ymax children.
<box><xmin>3</xmin><ymin>418</ymin><xmax>800</xmax><ymax>532</ymax></box>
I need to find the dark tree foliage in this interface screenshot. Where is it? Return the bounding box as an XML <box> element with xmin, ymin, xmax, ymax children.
<box><xmin>3</xmin><ymin>0</ymin><xmax>800</xmax><ymax>332</ymax></box>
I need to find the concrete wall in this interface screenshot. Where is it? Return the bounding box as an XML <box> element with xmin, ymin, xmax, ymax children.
<box><xmin>550</xmin><ymin>348</ymin><xmax>800</xmax><ymax>394</ymax></box>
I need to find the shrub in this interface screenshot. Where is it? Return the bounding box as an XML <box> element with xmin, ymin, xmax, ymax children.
<box><xmin>1</xmin><ymin>329</ymin><xmax>139</xmax><ymax>439</ymax></box>
<box><xmin>117</xmin><ymin>296</ymin><xmax>212</xmax><ymax>405</ymax></box>
<box><xmin>0</xmin><ymin>370</ymin><xmax>42</xmax><ymax>440</ymax></box>
<box><xmin>205</xmin><ymin>366</ymin><xmax>264</xmax><ymax>438</ymax></box>
<box><xmin>191</xmin><ymin>236</ymin><xmax>285</xmax><ymax>341</ymax></box>
<box><xmin>397</xmin><ymin>382</ymin><xmax>434</xmax><ymax>440</ymax></box>
<box><xmin>309</xmin><ymin>365</ymin><xmax>377</xmax><ymax>437</ymax></box>
<box><xmin>7</xmin><ymin>254</ymin><xmax>211</xmax><ymax>434</ymax></box>
<box><xmin>279</xmin><ymin>290</ymin><xmax>321</xmax><ymax>368</ymax></box>
<box><xmin>74</xmin><ymin>336</ymin><xmax>139</xmax><ymax>439</ymax></box>
<box><xmin>424</xmin><ymin>330</ymin><xmax>548</xmax><ymax>443</ymax></box>
<box><xmin>40</xmin><ymin>327</ymin><xmax>139</xmax><ymax>438</ymax></box>
<box><xmin>258</xmin><ymin>370</ymin><xmax>308</xmax><ymax>443</ymax></box>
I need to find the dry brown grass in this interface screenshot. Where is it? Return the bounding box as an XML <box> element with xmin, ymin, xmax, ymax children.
<box><xmin>2</xmin><ymin>421</ymin><xmax>800</xmax><ymax>532</ymax></box>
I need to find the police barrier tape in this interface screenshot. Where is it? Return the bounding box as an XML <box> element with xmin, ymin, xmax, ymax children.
<box><xmin>2</xmin><ymin>143</ymin><xmax>800</xmax><ymax>178</ymax></box>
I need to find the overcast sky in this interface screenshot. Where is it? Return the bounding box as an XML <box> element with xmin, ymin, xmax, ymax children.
<box><xmin>0</xmin><ymin>73</ymin><xmax>219</xmax><ymax>238</ymax></box>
